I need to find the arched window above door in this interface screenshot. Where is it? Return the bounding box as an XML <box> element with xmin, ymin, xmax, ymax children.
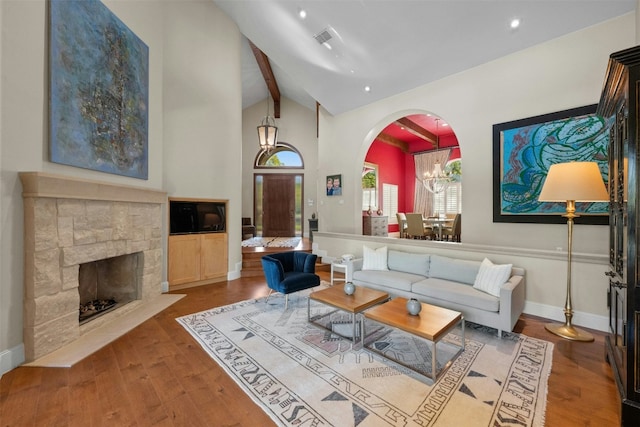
<box><xmin>255</xmin><ymin>143</ymin><xmax>304</xmax><ymax>168</ymax></box>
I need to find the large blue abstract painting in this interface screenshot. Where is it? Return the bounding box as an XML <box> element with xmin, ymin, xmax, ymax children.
<box><xmin>49</xmin><ymin>0</ymin><xmax>149</xmax><ymax>179</ymax></box>
<box><xmin>492</xmin><ymin>105</ymin><xmax>609</xmax><ymax>224</ymax></box>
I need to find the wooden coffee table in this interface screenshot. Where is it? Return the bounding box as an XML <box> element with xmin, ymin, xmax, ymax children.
<box><xmin>308</xmin><ymin>285</ymin><xmax>389</xmax><ymax>346</ymax></box>
<box><xmin>363</xmin><ymin>297</ymin><xmax>465</xmax><ymax>382</ymax></box>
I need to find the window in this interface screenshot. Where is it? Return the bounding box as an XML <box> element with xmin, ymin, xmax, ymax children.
<box><xmin>362</xmin><ymin>162</ymin><xmax>378</xmax><ymax>210</ymax></box>
<box><xmin>255</xmin><ymin>143</ymin><xmax>303</xmax><ymax>168</ymax></box>
<box><xmin>382</xmin><ymin>184</ymin><xmax>399</xmax><ymax>223</ymax></box>
<box><xmin>433</xmin><ymin>182</ymin><xmax>461</xmax><ymax>215</ymax></box>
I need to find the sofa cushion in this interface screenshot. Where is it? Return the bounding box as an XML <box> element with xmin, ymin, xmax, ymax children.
<box><xmin>429</xmin><ymin>255</ymin><xmax>480</xmax><ymax>285</ymax></box>
<box><xmin>362</xmin><ymin>245</ymin><xmax>389</xmax><ymax>271</ymax></box>
<box><xmin>473</xmin><ymin>258</ymin><xmax>512</xmax><ymax>297</ymax></box>
<box><xmin>353</xmin><ymin>270</ymin><xmax>422</xmax><ymax>293</ymax></box>
<box><xmin>412</xmin><ymin>278</ymin><xmax>500</xmax><ymax>312</ymax></box>
<box><xmin>387</xmin><ymin>250</ymin><xmax>430</xmax><ymax>276</ymax></box>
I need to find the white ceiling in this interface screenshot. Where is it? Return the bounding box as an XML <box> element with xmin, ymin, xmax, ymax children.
<box><xmin>215</xmin><ymin>0</ymin><xmax>636</xmax><ymax>115</ymax></box>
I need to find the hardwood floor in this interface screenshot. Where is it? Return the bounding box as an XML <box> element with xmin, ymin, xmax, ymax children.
<box><xmin>1</xmin><ymin>271</ymin><xmax>620</xmax><ymax>426</ymax></box>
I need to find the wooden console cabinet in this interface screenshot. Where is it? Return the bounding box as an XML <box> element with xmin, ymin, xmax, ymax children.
<box><xmin>363</xmin><ymin>215</ymin><xmax>388</xmax><ymax>237</ymax></box>
<box><xmin>597</xmin><ymin>45</ymin><xmax>640</xmax><ymax>425</ymax></box>
<box><xmin>168</xmin><ymin>232</ymin><xmax>227</xmax><ymax>288</ymax></box>
<box><xmin>168</xmin><ymin>198</ymin><xmax>228</xmax><ymax>290</ymax></box>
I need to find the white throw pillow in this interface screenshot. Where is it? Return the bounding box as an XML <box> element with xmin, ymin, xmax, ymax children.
<box><xmin>473</xmin><ymin>258</ymin><xmax>512</xmax><ymax>297</ymax></box>
<box><xmin>362</xmin><ymin>245</ymin><xmax>389</xmax><ymax>271</ymax></box>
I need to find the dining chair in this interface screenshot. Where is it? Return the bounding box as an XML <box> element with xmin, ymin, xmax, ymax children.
<box><xmin>442</xmin><ymin>213</ymin><xmax>461</xmax><ymax>242</ymax></box>
<box><xmin>396</xmin><ymin>213</ymin><xmax>408</xmax><ymax>238</ymax></box>
<box><xmin>405</xmin><ymin>213</ymin><xmax>434</xmax><ymax>240</ymax></box>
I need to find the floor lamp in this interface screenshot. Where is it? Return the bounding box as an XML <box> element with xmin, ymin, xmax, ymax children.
<box><xmin>538</xmin><ymin>161</ymin><xmax>609</xmax><ymax>342</ymax></box>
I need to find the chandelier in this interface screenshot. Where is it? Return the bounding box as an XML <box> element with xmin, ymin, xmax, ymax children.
<box><xmin>422</xmin><ymin>118</ymin><xmax>451</xmax><ymax>194</ymax></box>
<box><xmin>257</xmin><ymin>96</ymin><xmax>278</xmax><ymax>152</ymax></box>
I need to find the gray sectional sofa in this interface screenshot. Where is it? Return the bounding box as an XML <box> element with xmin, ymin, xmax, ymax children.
<box><xmin>350</xmin><ymin>249</ymin><xmax>525</xmax><ymax>336</ymax></box>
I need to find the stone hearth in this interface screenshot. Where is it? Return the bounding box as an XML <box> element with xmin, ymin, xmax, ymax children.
<box><xmin>20</xmin><ymin>172</ymin><xmax>166</xmax><ymax>362</ymax></box>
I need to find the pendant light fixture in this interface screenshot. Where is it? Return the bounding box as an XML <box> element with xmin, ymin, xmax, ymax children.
<box><xmin>422</xmin><ymin>118</ymin><xmax>451</xmax><ymax>194</ymax></box>
<box><xmin>257</xmin><ymin>95</ymin><xmax>278</xmax><ymax>152</ymax></box>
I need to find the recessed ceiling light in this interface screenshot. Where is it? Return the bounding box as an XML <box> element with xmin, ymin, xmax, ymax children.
<box><xmin>364</xmin><ymin>86</ymin><xmax>371</xmax><ymax>93</ymax></box>
<box><xmin>510</xmin><ymin>18</ymin><xmax>521</xmax><ymax>29</ymax></box>
<box><xmin>298</xmin><ymin>8</ymin><xmax>307</xmax><ymax>19</ymax></box>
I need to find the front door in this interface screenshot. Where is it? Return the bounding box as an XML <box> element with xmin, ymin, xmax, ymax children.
<box><xmin>258</xmin><ymin>174</ymin><xmax>300</xmax><ymax>237</ymax></box>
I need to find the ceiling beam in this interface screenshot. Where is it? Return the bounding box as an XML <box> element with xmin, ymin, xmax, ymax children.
<box><xmin>395</xmin><ymin>117</ymin><xmax>436</xmax><ymax>148</ymax></box>
<box><xmin>376</xmin><ymin>132</ymin><xmax>409</xmax><ymax>152</ymax></box>
<box><xmin>249</xmin><ymin>40</ymin><xmax>281</xmax><ymax>118</ymax></box>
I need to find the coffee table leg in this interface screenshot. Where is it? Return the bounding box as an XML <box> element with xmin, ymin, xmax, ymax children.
<box><xmin>461</xmin><ymin>317</ymin><xmax>465</xmax><ymax>350</ymax></box>
<box><xmin>432</xmin><ymin>342</ymin><xmax>438</xmax><ymax>382</ymax></box>
<box><xmin>362</xmin><ymin>317</ymin><xmax>366</xmax><ymax>347</ymax></box>
<box><xmin>352</xmin><ymin>312</ymin><xmax>357</xmax><ymax>347</ymax></box>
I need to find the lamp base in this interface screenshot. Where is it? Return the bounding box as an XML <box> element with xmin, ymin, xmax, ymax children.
<box><xmin>545</xmin><ymin>322</ymin><xmax>594</xmax><ymax>342</ymax></box>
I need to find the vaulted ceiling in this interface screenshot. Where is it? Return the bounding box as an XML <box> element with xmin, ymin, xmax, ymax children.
<box><xmin>224</xmin><ymin>0</ymin><xmax>635</xmax><ymax>150</ymax></box>
<box><xmin>218</xmin><ymin>0</ymin><xmax>634</xmax><ymax>115</ymax></box>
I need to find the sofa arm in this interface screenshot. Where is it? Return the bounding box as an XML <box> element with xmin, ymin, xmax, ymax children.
<box><xmin>499</xmin><ymin>274</ymin><xmax>526</xmax><ymax>332</ymax></box>
<box><xmin>352</xmin><ymin>258</ymin><xmax>364</xmax><ymax>273</ymax></box>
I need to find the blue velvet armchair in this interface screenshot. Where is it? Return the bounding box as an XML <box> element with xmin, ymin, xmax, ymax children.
<box><xmin>261</xmin><ymin>251</ymin><xmax>320</xmax><ymax>309</ymax></box>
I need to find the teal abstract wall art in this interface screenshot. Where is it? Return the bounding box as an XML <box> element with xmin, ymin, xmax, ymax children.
<box><xmin>49</xmin><ymin>0</ymin><xmax>149</xmax><ymax>179</ymax></box>
<box><xmin>493</xmin><ymin>105</ymin><xmax>609</xmax><ymax>224</ymax></box>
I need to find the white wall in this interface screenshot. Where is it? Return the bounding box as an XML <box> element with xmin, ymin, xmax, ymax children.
<box><xmin>0</xmin><ymin>0</ymin><xmax>242</xmax><ymax>374</ymax></box>
<box><xmin>313</xmin><ymin>14</ymin><xmax>636</xmax><ymax>330</ymax></box>
<box><xmin>161</xmin><ymin>0</ymin><xmax>243</xmax><ymax>278</ymax></box>
<box><xmin>242</xmin><ymin>97</ymin><xmax>318</xmax><ymax>236</ymax></box>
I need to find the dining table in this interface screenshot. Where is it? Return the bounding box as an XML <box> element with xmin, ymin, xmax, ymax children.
<box><xmin>423</xmin><ymin>217</ymin><xmax>453</xmax><ymax>240</ymax></box>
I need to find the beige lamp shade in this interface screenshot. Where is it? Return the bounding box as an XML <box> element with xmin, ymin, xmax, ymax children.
<box><xmin>538</xmin><ymin>161</ymin><xmax>609</xmax><ymax>202</ymax></box>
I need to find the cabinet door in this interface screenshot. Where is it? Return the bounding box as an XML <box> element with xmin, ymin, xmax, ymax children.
<box><xmin>201</xmin><ymin>233</ymin><xmax>228</xmax><ymax>280</ymax></box>
<box><xmin>168</xmin><ymin>234</ymin><xmax>201</xmax><ymax>286</ymax></box>
<box><xmin>607</xmin><ymin>101</ymin><xmax>629</xmax><ymax>382</ymax></box>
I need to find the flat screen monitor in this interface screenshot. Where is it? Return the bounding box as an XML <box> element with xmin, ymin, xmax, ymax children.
<box><xmin>170</xmin><ymin>200</ymin><xmax>226</xmax><ymax>234</ymax></box>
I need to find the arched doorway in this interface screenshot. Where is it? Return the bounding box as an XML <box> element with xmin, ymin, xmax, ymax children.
<box><xmin>363</xmin><ymin>113</ymin><xmax>462</xmax><ymax>239</ymax></box>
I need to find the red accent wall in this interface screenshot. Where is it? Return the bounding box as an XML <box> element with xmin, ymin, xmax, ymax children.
<box><xmin>365</xmin><ymin>140</ymin><xmax>412</xmax><ymax>233</ymax></box>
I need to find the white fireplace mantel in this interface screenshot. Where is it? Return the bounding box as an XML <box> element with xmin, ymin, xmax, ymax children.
<box><xmin>19</xmin><ymin>172</ymin><xmax>166</xmax><ymax>204</ymax></box>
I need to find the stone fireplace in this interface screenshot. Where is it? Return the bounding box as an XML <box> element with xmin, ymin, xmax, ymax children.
<box><xmin>20</xmin><ymin>172</ymin><xmax>167</xmax><ymax>362</ymax></box>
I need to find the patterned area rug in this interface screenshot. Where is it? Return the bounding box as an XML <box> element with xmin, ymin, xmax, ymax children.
<box><xmin>241</xmin><ymin>237</ymin><xmax>302</xmax><ymax>248</ymax></box>
<box><xmin>176</xmin><ymin>286</ymin><xmax>552</xmax><ymax>427</ymax></box>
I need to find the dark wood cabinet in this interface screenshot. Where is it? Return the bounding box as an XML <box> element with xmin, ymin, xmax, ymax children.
<box><xmin>597</xmin><ymin>45</ymin><xmax>640</xmax><ymax>425</ymax></box>
<box><xmin>308</xmin><ymin>218</ymin><xmax>318</xmax><ymax>241</ymax></box>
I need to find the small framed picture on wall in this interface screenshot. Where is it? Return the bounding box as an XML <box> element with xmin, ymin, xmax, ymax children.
<box><xmin>326</xmin><ymin>174</ymin><xmax>342</xmax><ymax>196</ymax></box>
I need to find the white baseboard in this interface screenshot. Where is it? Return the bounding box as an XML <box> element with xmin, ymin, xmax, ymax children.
<box><xmin>228</xmin><ymin>269</ymin><xmax>241</xmax><ymax>281</ymax></box>
<box><xmin>0</xmin><ymin>343</ymin><xmax>25</xmax><ymax>377</ymax></box>
<box><xmin>524</xmin><ymin>301</ymin><xmax>608</xmax><ymax>332</ymax></box>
